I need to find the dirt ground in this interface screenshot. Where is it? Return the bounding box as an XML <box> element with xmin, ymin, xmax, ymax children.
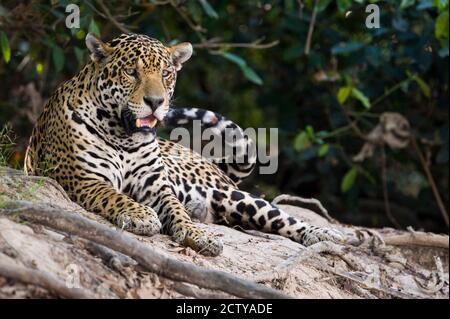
<box><xmin>0</xmin><ymin>167</ymin><xmax>448</xmax><ymax>299</ymax></box>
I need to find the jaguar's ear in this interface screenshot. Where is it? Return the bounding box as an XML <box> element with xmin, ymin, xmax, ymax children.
<box><xmin>85</xmin><ymin>33</ymin><xmax>112</xmax><ymax>64</ymax></box>
<box><xmin>169</xmin><ymin>42</ymin><xmax>193</xmax><ymax>71</ymax></box>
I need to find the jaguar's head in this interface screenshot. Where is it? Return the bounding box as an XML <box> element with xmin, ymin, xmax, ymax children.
<box><xmin>86</xmin><ymin>33</ymin><xmax>192</xmax><ymax>135</ymax></box>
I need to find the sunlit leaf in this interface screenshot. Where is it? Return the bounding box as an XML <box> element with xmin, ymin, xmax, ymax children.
<box><xmin>294</xmin><ymin>132</ymin><xmax>311</xmax><ymax>151</ymax></box>
<box><xmin>36</xmin><ymin>62</ymin><xmax>44</xmax><ymax>75</ymax></box>
<box><xmin>337</xmin><ymin>86</ymin><xmax>352</xmax><ymax>104</ymax></box>
<box><xmin>435</xmin><ymin>11</ymin><xmax>449</xmax><ymax>43</ymax></box>
<box><xmin>0</xmin><ymin>31</ymin><xmax>11</xmax><ymax>63</ymax></box>
<box><xmin>351</xmin><ymin>88</ymin><xmax>371</xmax><ymax>109</ymax></box>
<box><xmin>341</xmin><ymin>167</ymin><xmax>358</xmax><ymax>193</ymax></box>
<box><xmin>305</xmin><ymin>125</ymin><xmax>315</xmax><ymax>138</ymax></box>
<box><xmin>432</xmin><ymin>0</ymin><xmax>449</xmax><ymax>12</ymax></box>
<box><xmin>318</xmin><ymin>143</ymin><xmax>329</xmax><ymax>157</ymax></box>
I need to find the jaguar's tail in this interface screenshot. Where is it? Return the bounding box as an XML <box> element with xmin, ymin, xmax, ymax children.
<box><xmin>163</xmin><ymin>107</ymin><xmax>256</xmax><ymax>184</ymax></box>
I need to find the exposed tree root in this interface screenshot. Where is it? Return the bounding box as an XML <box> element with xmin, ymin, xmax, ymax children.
<box><xmin>272</xmin><ymin>194</ymin><xmax>337</xmax><ymax>223</ymax></box>
<box><xmin>0</xmin><ymin>200</ymin><xmax>291</xmax><ymax>299</ymax></box>
<box><xmin>383</xmin><ymin>231</ymin><xmax>449</xmax><ymax>249</ymax></box>
<box><xmin>0</xmin><ymin>252</ymin><xmax>95</xmax><ymax>299</ymax></box>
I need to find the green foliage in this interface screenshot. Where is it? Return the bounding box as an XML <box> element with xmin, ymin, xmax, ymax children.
<box><xmin>341</xmin><ymin>167</ymin><xmax>359</xmax><ymax>193</ymax></box>
<box><xmin>0</xmin><ymin>30</ymin><xmax>10</xmax><ymax>63</ymax></box>
<box><xmin>219</xmin><ymin>52</ymin><xmax>263</xmax><ymax>85</ymax></box>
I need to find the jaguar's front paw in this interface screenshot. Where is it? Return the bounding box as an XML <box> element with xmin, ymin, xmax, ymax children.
<box><xmin>173</xmin><ymin>224</ymin><xmax>223</xmax><ymax>256</ymax></box>
<box><xmin>115</xmin><ymin>207</ymin><xmax>161</xmax><ymax>236</ymax></box>
<box><xmin>297</xmin><ymin>226</ymin><xmax>344</xmax><ymax>246</ymax></box>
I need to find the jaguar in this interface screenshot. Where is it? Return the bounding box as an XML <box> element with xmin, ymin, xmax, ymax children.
<box><xmin>25</xmin><ymin>33</ymin><xmax>342</xmax><ymax>256</ymax></box>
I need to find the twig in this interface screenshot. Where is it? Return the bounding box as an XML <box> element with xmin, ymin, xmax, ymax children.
<box><xmin>0</xmin><ymin>201</ymin><xmax>292</xmax><ymax>299</ymax></box>
<box><xmin>238</xmin><ymin>228</ymin><xmax>284</xmax><ymax>241</ymax></box>
<box><xmin>254</xmin><ymin>241</ymin><xmax>345</xmax><ymax>282</ymax></box>
<box><xmin>297</xmin><ymin>0</ymin><xmax>304</xmax><ymax>19</ymax></box>
<box><xmin>315</xmin><ymin>260</ymin><xmax>419</xmax><ymax>299</ymax></box>
<box><xmin>193</xmin><ymin>39</ymin><xmax>279</xmax><ymax>50</ymax></box>
<box><xmin>0</xmin><ymin>253</ymin><xmax>95</xmax><ymax>299</ymax></box>
<box><xmin>271</xmin><ymin>194</ymin><xmax>337</xmax><ymax>223</ymax></box>
<box><xmin>371</xmin><ymin>78</ymin><xmax>412</xmax><ymax>108</ymax></box>
<box><xmin>411</xmin><ymin>137</ymin><xmax>449</xmax><ymax>226</ymax></box>
<box><xmin>171</xmin><ymin>282</ymin><xmax>233</xmax><ymax>299</ymax></box>
<box><xmin>380</xmin><ymin>146</ymin><xmax>402</xmax><ymax>229</ymax></box>
<box><xmin>169</xmin><ymin>0</ymin><xmax>206</xmax><ymax>37</ymax></box>
<box><xmin>96</xmin><ymin>0</ymin><xmax>132</xmax><ymax>34</ymax></box>
<box><xmin>304</xmin><ymin>0</ymin><xmax>319</xmax><ymax>56</ymax></box>
<box><xmin>414</xmin><ymin>256</ymin><xmax>445</xmax><ymax>294</ymax></box>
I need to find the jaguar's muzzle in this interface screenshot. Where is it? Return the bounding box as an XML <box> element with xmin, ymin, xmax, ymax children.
<box><xmin>121</xmin><ymin>108</ymin><xmax>158</xmax><ymax>136</ymax></box>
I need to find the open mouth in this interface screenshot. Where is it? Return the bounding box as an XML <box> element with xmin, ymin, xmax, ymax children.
<box><xmin>121</xmin><ymin>108</ymin><xmax>158</xmax><ymax>135</ymax></box>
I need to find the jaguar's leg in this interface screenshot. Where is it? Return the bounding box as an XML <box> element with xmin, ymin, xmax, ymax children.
<box><xmin>210</xmin><ymin>188</ymin><xmax>343</xmax><ymax>246</ymax></box>
<box><xmin>135</xmin><ymin>176</ymin><xmax>223</xmax><ymax>256</ymax></box>
<box><xmin>72</xmin><ymin>179</ymin><xmax>162</xmax><ymax>236</ymax></box>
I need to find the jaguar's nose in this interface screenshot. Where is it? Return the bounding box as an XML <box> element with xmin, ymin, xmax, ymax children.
<box><xmin>143</xmin><ymin>95</ymin><xmax>164</xmax><ymax>112</ymax></box>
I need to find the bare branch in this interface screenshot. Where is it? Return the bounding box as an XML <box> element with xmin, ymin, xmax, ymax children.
<box><xmin>411</xmin><ymin>137</ymin><xmax>449</xmax><ymax>227</ymax></box>
<box><xmin>193</xmin><ymin>39</ymin><xmax>279</xmax><ymax>50</ymax></box>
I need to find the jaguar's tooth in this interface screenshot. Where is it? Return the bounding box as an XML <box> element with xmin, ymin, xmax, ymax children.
<box><xmin>149</xmin><ymin>119</ymin><xmax>158</xmax><ymax>128</ymax></box>
<box><xmin>136</xmin><ymin>118</ymin><xmax>141</xmax><ymax>127</ymax></box>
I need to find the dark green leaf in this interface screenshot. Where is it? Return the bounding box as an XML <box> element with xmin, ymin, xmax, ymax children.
<box><xmin>241</xmin><ymin>65</ymin><xmax>263</xmax><ymax>85</ymax></box>
<box><xmin>52</xmin><ymin>45</ymin><xmax>65</xmax><ymax>72</ymax></box>
<box><xmin>331</xmin><ymin>42</ymin><xmax>364</xmax><ymax>55</ymax></box>
<box><xmin>198</xmin><ymin>0</ymin><xmax>218</xmax><ymax>19</ymax></box>
<box><xmin>88</xmin><ymin>18</ymin><xmax>101</xmax><ymax>37</ymax></box>
<box><xmin>220</xmin><ymin>52</ymin><xmax>263</xmax><ymax>85</ymax></box>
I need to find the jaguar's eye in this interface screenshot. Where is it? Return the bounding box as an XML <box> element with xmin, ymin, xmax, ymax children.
<box><xmin>125</xmin><ymin>68</ymin><xmax>138</xmax><ymax>78</ymax></box>
<box><xmin>162</xmin><ymin>69</ymin><xmax>170</xmax><ymax>78</ymax></box>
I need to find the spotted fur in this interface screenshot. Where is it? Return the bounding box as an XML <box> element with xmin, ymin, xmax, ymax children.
<box><xmin>25</xmin><ymin>33</ymin><xmax>342</xmax><ymax>256</ymax></box>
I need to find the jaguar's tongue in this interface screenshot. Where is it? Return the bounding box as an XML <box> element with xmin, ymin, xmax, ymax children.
<box><xmin>136</xmin><ymin>115</ymin><xmax>158</xmax><ymax>128</ymax></box>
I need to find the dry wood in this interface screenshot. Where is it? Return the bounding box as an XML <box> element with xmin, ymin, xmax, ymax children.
<box><xmin>0</xmin><ymin>201</ymin><xmax>292</xmax><ymax>299</ymax></box>
<box><xmin>272</xmin><ymin>194</ymin><xmax>337</xmax><ymax>223</ymax></box>
<box><xmin>69</xmin><ymin>236</ymin><xmax>138</xmax><ymax>271</ymax></box>
<box><xmin>254</xmin><ymin>241</ymin><xmax>345</xmax><ymax>282</ymax></box>
<box><xmin>382</xmin><ymin>232</ymin><xmax>449</xmax><ymax>249</ymax></box>
<box><xmin>0</xmin><ymin>252</ymin><xmax>95</xmax><ymax>299</ymax></box>
<box><xmin>171</xmin><ymin>282</ymin><xmax>233</xmax><ymax>299</ymax></box>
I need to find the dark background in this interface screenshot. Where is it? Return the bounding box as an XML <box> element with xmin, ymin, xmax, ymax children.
<box><xmin>0</xmin><ymin>0</ymin><xmax>448</xmax><ymax>233</ymax></box>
